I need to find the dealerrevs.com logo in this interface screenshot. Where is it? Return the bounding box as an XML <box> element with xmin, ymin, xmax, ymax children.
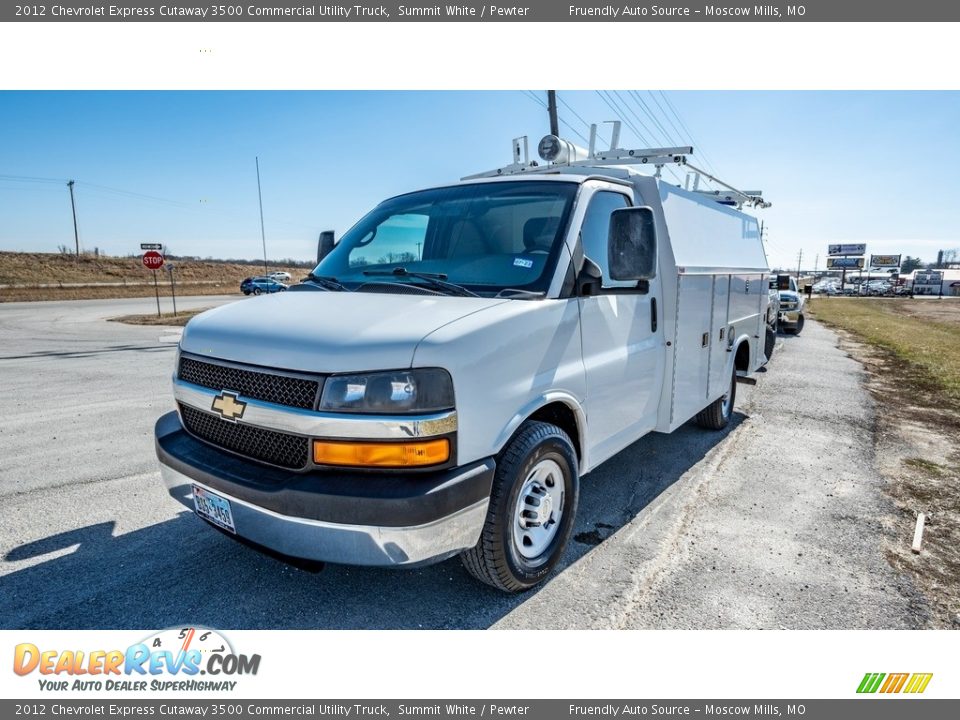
<box><xmin>13</xmin><ymin>627</ymin><xmax>261</xmax><ymax>692</ymax></box>
<box><xmin>857</xmin><ymin>672</ymin><xmax>933</xmax><ymax>694</ymax></box>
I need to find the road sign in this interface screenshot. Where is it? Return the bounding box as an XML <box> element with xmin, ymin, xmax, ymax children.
<box><xmin>827</xmin><ymin>257</ymin><xmax>865</xmax><ymax>269</ymax></box>
<box><xmin>870</xmin><ymin>254</ymin><xmax>901</xmax><ymax>268</ymax></box>
<box><xmin>140</xmin><ymin>243</ymin><xmax>163</xmax><ymax>250</ymax></box>
<box><xmin>142</xmin><ymin>250</ymin><xmax>165</xmax><ymax>270</ymax></box>
<box><xmin>828</xmin><ymin>243</ymin><xmax>867</xmax><ymax>256</ymax></box>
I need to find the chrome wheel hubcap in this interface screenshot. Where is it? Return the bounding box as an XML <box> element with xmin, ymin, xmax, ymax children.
<box><xmin>513</xmin><ymin>458</ymin><xmax>565</xmax><ymax>559</ymax></box>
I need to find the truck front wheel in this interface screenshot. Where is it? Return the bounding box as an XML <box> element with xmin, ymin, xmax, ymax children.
<box><xmin>461</xmin><ymin>420</ymin><xmax>579</xmax><ymax>593</ymax></box>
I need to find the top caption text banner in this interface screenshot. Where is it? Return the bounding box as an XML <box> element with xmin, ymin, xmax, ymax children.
<box><xmin>6</xmin><ymin>1</ymin><xmax>960</xmax><ymax>22</ymax></box>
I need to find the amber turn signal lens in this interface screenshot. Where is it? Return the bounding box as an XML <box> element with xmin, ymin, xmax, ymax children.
<box><xmin>313</xmin><ymin>438</ymin><xmax>450</xmax><ymax>468</ymax></box>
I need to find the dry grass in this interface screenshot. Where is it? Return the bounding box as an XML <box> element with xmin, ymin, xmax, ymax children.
<box><xmin>809</xmin><ymin>298</ymin><xmax>960</xmax><ymax>402</ymax></box>
<box><xmin>1</xmin><ymin>283</ymin><xmax>236</xmax><ymax>303</ymax></box>
<box><xmin>108</xmin><ymin>308</ymin><xmax>209</xmax><ymax>327</ymax></box>
<box><xmin>0</xmin><ymin>251</ymin><xmax>307</xmax><ymax>302</ymax></box>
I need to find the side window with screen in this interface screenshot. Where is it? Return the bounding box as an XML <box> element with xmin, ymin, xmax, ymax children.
<box><xmin>580</xmin><ymin>190</ymin><xmax>633</xmax><ymax>288</ymax></box>
<box><xmin>347</xmin><ymin>213</ymin><xmax>429</xmax><ymax>269</ymax></box>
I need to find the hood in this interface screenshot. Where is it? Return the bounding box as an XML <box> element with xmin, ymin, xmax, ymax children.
<box><xmin>180</xmin><ymin>290</ymin><xmax>509</xmax><ymax>373</ymax></box>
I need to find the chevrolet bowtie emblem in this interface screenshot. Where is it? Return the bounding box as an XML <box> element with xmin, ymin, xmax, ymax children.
<box><xmin>211</xmin><ymin>391</ymin><xmax>247</xmax><ymax>422</ymax></box>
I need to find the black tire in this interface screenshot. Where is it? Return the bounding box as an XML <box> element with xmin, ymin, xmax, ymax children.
<box><xmin>460</xmin><ymin>420</ymin><xmax>579</xmax><ymax>593</ymax></box>
<box><xmin>253</xmin><ymin>287</ymin><xmax>262</xmax><ymax>296</ymax></box>
<box><xmin>764</xmin><ymin>325</ymin><xmax>776</xmax><ymax>363</ymax></box>
<box><xmin>695</xmin><ymin>363</ymin><xmax>737</xmax><ymax>430</ymax></box>
<box><xmin>242</xmin><ymin>290</ymin><xmax>250</xmax><ymax>296</ymax></box>
<box><xmin>794</xmin><ymin>314</ymin><xmax>805</xmax><ymax>334</ymax></box>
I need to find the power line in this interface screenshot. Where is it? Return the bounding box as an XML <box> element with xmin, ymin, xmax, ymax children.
<box><xmin>0</xmin><ymin>173</ymin><xmax>66</xmax><ymax>185</ymax></box>
<box><xmin>596</xmin><ymin>90</ymin><xmax>651</xmax><ymax>146</ymax></box>
<box><xmin>595</xmin><ymin>90</ymin><xmax>683</xmax><ymax>185</ymax></box>
<box><xmin>629</xmin><ymin>91</ymin><xmax>678</xmax><ymax>146</ymax></box>
<box><xmin>647</xmin><ymin>92</ymin><xmax>686</xmax><ymax>145</ymax></box>
<box><xmin>556</xmin><ymin>95</ymin><xmax>609</xmax><ymax>146</ymax></box>
<box><xmin>611</xmin><ymin>90</ymin><xmax>663</xmax><ymax>146</ymax></box>
<box><xmin>657</xmin><ymin>91</ymin><xmax>723</xmax><ymax>179</ymax></box>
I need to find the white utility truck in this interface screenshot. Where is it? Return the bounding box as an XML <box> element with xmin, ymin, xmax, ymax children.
<box><xmin>155</xmin><ymin>127</ymin><xmax>771</xmax><ymax>592</ymax></box>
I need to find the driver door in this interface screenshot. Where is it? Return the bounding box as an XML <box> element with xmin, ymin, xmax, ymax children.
<box><xmin>577</xmin><ymin>184</ymin><xmax>664</xmax><ymax>468</ymax></box>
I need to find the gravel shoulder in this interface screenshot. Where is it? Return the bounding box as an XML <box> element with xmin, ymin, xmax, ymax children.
<box><xmin>495</xmin><ymin>320</ymin><xmax>929</xmax><ymax>629</ymax></box>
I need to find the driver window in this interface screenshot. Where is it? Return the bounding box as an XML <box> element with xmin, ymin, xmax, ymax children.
<box><xmin>580</xmin><ymin>191</ymin><xmax>633</xmax><ymax>288</ymax></box>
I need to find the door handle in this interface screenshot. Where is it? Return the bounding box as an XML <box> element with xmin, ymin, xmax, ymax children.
<box><xmin>650</xmin><ymin>298</ymin><xmax>658</xmax><ymax>333</ymax></box>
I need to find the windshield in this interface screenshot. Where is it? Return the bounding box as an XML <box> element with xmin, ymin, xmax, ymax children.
<box><xmin>312</xmin><ymin>181</ymin><xmax>578</xmax><ymax>296</ymax></box>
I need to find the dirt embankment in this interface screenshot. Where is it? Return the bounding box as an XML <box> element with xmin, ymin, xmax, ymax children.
<box><xmin>0</xmin><ymin>251</ymin><xmax>309</xmax><ymax>302</ymax></box>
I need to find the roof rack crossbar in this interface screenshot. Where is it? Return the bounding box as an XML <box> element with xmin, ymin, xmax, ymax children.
<box><xmin>685</xmin><ymin>162</ymin><xmax>771</xmax><ymax>209</ymax></box>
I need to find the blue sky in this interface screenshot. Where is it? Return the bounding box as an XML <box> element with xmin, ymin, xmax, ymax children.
<box><xmin>1</xmin><ymin>90</ymin><xmax>958</xmax><ymax>270</ymax></box>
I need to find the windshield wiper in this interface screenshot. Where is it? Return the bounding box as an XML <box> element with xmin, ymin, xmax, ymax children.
<box><xmin>301</xmin><ymin>273</ymin><xmax>348</xmax><ymax>291</ymax></box>
<box><xmin>362</xmin><ymin>268</ymin><xmax>479</xmax><ymax>297</ymax></box>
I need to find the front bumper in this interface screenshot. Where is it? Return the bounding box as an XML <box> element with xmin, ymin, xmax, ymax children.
<box><xmin>155</xmin><ymin>411</ymin><xmax>494</xmax><ymax>567</ymax></box>
<box><xmin>779</xmin><ymin>309</ymin><xmax>802</xmax><ymax>326</ymax></box>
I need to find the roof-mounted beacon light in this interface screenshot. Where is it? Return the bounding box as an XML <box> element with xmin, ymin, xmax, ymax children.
<box><xmin>538</xmin><ymin>135</ymin><xmax>590</xmax><ymax>165</ymax></box>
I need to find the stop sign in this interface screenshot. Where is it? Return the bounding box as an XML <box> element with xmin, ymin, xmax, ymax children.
<box><xmin>142</xmin><ymin>250</ymin><xmax>164</xmax><ymax>270</ymax></box>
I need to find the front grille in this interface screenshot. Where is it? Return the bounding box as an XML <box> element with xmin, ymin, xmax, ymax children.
<box><xmin>180</xmin><ymin>404</ymin><xmax>310</xmax><ymax>470</ymax></box>
<box><xmin>179</xmin><ymin>356</ymin><xmax>320</xmax><ymax>410</ymax></box>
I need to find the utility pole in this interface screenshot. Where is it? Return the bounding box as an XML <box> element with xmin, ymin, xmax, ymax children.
<box><xmin>814</xmin><ymin>254</ymin><xmax>819</xmax><ymax>276</ymax></box>
<box><xmin>546</xmin><ymin>90</ymin><xmax>559</xmax><ymax>137</ymax></box>
<box><xmin>796</xmin><ymin>248</ymin><xmax>803</xmax><ymax>279</ymax></box>
<box><xmin>255</xmin><ymin>156</ymin><xmax>268</xmax><ymax>276</ymax></box>
<box><xmin>67</xmin><ymin>180</ymin><xmax>80</xmax><ymax>258</ymax></box>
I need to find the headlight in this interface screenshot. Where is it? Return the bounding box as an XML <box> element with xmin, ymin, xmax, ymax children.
<box><xmin>319</xmin><ymin>368</ymin><xmax>454</xmax><ymax>414</ymax></box>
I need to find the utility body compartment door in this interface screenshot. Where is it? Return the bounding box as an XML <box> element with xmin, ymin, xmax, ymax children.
<box><xmin>575</xmin><ymin>182</ymin><xmax>664</xmax><ymax>471</ymax></box>
<box><xmin>669</xmin><ymin>273</ymin><xmax>714</xmax><ymax>427</ymax></box>
<box><xmin>707</xmin><ymin>275</ymin><xmax>732</xmax><ymax>400</ymax></box>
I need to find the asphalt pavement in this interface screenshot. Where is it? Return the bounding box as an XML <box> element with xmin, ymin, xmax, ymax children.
<box><xmin>0</xmin><ymin>297</ymin><xmax>927</xmax><ymax>629</ymax></box>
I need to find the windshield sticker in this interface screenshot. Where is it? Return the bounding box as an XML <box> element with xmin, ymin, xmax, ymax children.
<box><xmin>513</xmin><ymin>258</ymin><xmax>534</xmax><ymax>269</ymax></box>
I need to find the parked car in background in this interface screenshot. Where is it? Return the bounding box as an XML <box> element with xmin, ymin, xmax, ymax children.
<box><xmin>775</xmin><ymin>274</ymin><xmax>805</xmax><ymax>334</ymax></box>
<box><xmin>864</xmin><ymin>279</ymin><xmax>892</xmax><ymax>296</ymax></box>
<box><xmin>268</xmin><ymin>271</ymin><xmax>292</xmax><ymax>282</ymax></box>
<box><xmin>241</xmin><ymin>276</ymin><xmax>288</xmax><ymax>295</ymax></box>
<box><xmin>812</xmin><ymin>279</ymin><xmax>840</xmax><ymax>295</ymax></box>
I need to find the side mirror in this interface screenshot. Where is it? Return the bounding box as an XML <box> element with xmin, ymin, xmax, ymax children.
<box><xmin>608</xmin><ymin>206</ymin><xmax>657</xmax><ymax>281</ymax></box>
<box><xmin>317</xmin><ymin>230</ymin><xmax>336</xmax><ymax>264</ymax></box>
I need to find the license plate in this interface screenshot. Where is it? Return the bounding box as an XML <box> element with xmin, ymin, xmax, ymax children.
<box><xmin>193</xmin><ymin>486</ymin><xmax>236</xmax><ymax>533</ymax></box>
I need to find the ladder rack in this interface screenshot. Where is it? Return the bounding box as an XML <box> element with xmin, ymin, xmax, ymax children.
<box><xmin>463</xmin><ymin>121</ymin><xmax>771</xmax><ymax>210</ymax></box>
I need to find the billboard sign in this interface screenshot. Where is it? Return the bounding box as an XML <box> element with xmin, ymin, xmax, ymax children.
<box><xmin>914</xmin><ymin>272</ymin><xmax>943</xmax><ymax>286</ymax></box>
<box><xmin>827</xmin><ymin>257</ymin><xmax>865</xmax><ymax>269</ymax></box>
<box><xmin>828</xmin><ymin>243</ymin><xmax>867</xmax><ymax>256</ymax></box>
<box><xmin>870</xmin><ymin>254</ymin><xmax>901</xmax><ymax>268</ymax></box>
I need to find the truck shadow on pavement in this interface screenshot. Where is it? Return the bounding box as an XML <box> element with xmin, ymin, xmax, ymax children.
<box><xmin>0</xmin><ymin>416</ymin><xmax>743</xmax><ymax>630</ymax></box>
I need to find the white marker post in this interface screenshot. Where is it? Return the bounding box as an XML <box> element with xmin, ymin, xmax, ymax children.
<box><xmin>912</xmin><ymin>512</ymin><xmax>926</xmax><ymax>554</ymax></box>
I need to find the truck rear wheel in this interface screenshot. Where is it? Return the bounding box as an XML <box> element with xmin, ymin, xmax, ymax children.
<box><xmin>695</xmin><ymin>364</ymin><xmax>737</xmax><ymax>430</ymax></box>
<box><xmin>764</xmin><ymin>325</ymin><xmax>776</xmax><ymax>363</ymax></box>
<box><xmin>460</xmin><ymin>420</ymin><xmax>579</xmax><ymax>593</ymax></box>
